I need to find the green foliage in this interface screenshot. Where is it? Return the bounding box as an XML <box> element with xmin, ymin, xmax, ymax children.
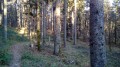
<box><xmin>0</xmin><ymin>26</ymin><xmax>29</xmax><ymax>42</ymax></box>
<box><xmin>21</xmin><ymin>51</ymin><xmax>68</xmax><ymax>67</ymax></box>
<box><xmin>107</xmin><ymin>51</ymin><xmax>120</xmax><ymax>67</ymax></box>
<box><xmin>21</xmin><ymin>51</ymin><xmax>36</xmax><ymax>61</ymax></box>
<box><xmin>7</xmin><ymin>29</ymin><xmax>28</xmax><ymax>42</ymax></box>
<box><xmin>0</xmin><ymin>49</ymin><xmax>12</xmax><ymax>65</ymax></box>
<box><xmin>0</xmin><ymin>26</ymin><xmax>28</xmax><ymax>66</ymax></box>
<box><xmin>21</xmin><ymin>43</ymin><xmax>90</xmax><ymax>67</ymax></box>
<box><xmin>21</xmin><ymin>42</ymin><xmax>120</xmax><ymax>67</ymax></box>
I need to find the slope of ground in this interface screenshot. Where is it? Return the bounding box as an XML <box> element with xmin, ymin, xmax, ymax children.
<box><xmin>0</xmin><ymin>27</ymin><xmax>120</xmax><ymax>67</ymax></box>
<box><xmin>0</xmin><ymin>26</ymin><xmax>28</xmax><ymax>67</ymax></box>
<box><xmin>9</xmin><ymin>42</ymin><xmax>28</xmax><ymax>67</ymax></box>
<box><xmin>21</xmin><ymin>41</ymin><xmax>90</xmax><ymax>67</ymax></box>
<box><xmin>21</xmin><ymin>41</ymin><xmax>120</xmax><ymax>67</ymax></box>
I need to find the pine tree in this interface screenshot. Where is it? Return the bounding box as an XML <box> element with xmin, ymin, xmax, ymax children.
<box><xmin>90</xmin><ymin>0</ymin><xmax>106</xmax><ymax>67</ymax></box>
<box><xmin>53</xmin><ymin>0</ymin><xmax>61</xmax><ymax>55</ymax></box>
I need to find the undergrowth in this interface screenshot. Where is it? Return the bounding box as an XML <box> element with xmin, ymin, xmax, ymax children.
<box><xmin>0</xmin><ymin>26</ymin><xmax>28</xmax><ymax>66</ymax></box>
<box><xmin>21</xmin><ymin>42</ymin><xmax>90</xmax><ymax>67</ymax></box>
<box><xmin>21</xmin><ymin>42</ymin><xmax>120</xmax><ymax>67</ymax></box>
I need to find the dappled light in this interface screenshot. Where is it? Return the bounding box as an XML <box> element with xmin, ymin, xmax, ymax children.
<box><xmin>0</xmin><ymin>0</ymin><xmax>120</xmax><ymax>67</ymax></box>
<box><xmin>18</xmin><ymin>27</ymin><xmax>26</xmax><ymax>34</ymax></box>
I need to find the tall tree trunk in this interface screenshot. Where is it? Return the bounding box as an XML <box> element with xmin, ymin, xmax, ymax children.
<box><xmin>4</xmin><ymin>0</ymin><xmax>7</xmax><ymax>41</ymax></box>
<box><xmin>0</xmin><ymin>0</ymin><xmax>3</xmax><ymax>25</ymax></box>
<box><xmin>28</xmin><ymin>17</ymin><xmax>31</xmax><ymax>40</ymax></box>
<box><xmin>114</xmin><ymin>17</ymin><xmax>117</xmax><ymax>45</ymax></box>
<box><xmin>20</xmin><ymin>4</ymin><xmax>23</xmax><ymax>28</ymax></box>
<box><xmin>73</xmin><ymin>0</ymin><xmax>77</xmax><ymax>45</ymax></box>
<box><xmin>51</xmin><ymin>5</ymin><xmax>54</xmax><ymax>32</ymax></box>
<box><xmin>108</xmin><ymin>21</ymin><xmax>112</xmax><ymax>51</ymax></box>
<box><xmin>90</xmin><ymin>0</ymin><xmax>106</xmax><ymax>67</ymax></box>
<box><xmin>41</xmin><ymin>1</ymin><xmax>43</xmax><ymax>47</ymax></box>
<box><xmin>72</xmin><ymin>11</ymin><xmax>74</xmax><ymax>40</ymax></box>
<box><xmin>53</xmin><ymin>0</ymin><xmax>61</xmax><ymax>55</ymax></box>
<box><xmin>63</xmin><ymin>0</ymin><xmax>67</xmax><ymax>47</ymax></box>
<box><xmin>43</xmin><ymin>1</ymin><xmax>46</xmax><ymax>46</ymax></box>
<box><xmin>37</xmin><ymin>1</ymin><xmax>41</xmax><ymax>51</ymax></box>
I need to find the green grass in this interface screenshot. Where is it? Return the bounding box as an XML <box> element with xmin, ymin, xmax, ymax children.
<box><xmin>21</xmin><ymin>42</ymin><xmax>90</xmax><ymax>67</ymax></box>
<box><xmin>0</xmin><ymin>26</ymin><xmax>120</xmax><ymax>67</ymax></box>
<box><xmin>0</xmin><ymin>26</ymin><xmax>29</xmax><ymax>66</ymax></box>
<box><xmin>0</xmin><ymin>49</ymin><xmax>12</xmax><ymax>65</ymax></box>
<box><xmin>21</xmin><ymin>41</ymin><xmax>120</xmax><ymax>67</ymax></box>
<box><xmin>21</xmin><ymin>50</ymin><xmax>69</xmax><ymax>67</ymax></box>
<box><xmin>21</xmin><ymin>54</ymin><xmax>81</xmax><ymax>67</ymax></box>
<box><xmin>107</xmin><ymin>51</ymin><xmax>120</xmax><ymax>67</ymax></box>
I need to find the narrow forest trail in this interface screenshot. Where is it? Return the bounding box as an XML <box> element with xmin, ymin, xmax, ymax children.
<box><xmin>9</xmin><ymin>42</ymin><xmax>27</xmax><ymax>67</ymax></box>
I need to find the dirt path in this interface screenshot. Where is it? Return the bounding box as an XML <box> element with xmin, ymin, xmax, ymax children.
<box><xmin>9</xmin><ymin>43</ymin><xmax>26</xmax><ymax>67</ymax></box>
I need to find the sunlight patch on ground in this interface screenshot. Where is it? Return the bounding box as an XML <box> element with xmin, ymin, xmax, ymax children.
<box><xmin>18</xmin><ymin>27</ymin><xmax>26</xmax><ymax>35</ymax></box>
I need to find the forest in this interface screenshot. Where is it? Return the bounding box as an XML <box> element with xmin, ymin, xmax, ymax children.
<box><xmin>0</xmin><ymin>0</ymin><xmax>120</xmax><ymax>67</ymax></box>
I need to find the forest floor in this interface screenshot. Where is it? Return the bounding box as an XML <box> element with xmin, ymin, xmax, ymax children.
<box><xmin>8</xmin><ymin>40</ymin><xmax>120</xmax><ymax>67</ymax></box>
<box><xmin>8</xmin><ymin>41</ymin><xmax>90</xmax><ymax>67</ymax></box>
<box><xmin>0</xmin><ymin>27</ymin><xmax>120</xmax><ymax>67</ymax></box>
<box><xmin>9</xmin><ymin>42</ymin><xmax>28</xmax><ymax>67</ymax></box>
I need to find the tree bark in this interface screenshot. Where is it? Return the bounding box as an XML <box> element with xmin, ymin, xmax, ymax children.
<box><xmin>73</xmin><ymin>0</ymin><xmax>77</xmax><ymax>45</ymax></box>
<box><xmin>114</xmin><ymin>17</ymin><xmax>117</xmax><ymax>45</ymax></box>
<box><xmin>37</xmin><ymin>0</ymin><xmax>41</xmax><ymax>51</ymax></box>
<box><xmin>4</xmin><ymin>0</ymin><xmax>7</xmax><ymax>41</ymax></box>
<box><xmin>40</xmin><ymin>1</ymin><xmax>46</xmax><ymax>46</ymax></box>
<box><xmin>53</xmin><ymin>0</ymin><xmax>61</xmax><ymax>55</ymax></box>
<box><xmin>108</xmin><ymin>21</ymin><xmax>112</xmax><ymax>51</ymax></box>
<box><xmin>63</xmin><ymin>0</ymin><xmax>67</xmax><ymax>47</ymax></box>
<box><xmin>0</xmin><ymin>0</ymin><xmax>3</xmax><ymax>25</ymax></box>
<box><xmin>43</xmin><ymin>1</ymin><xmax>46</xmax><ymax>46</ymax></box>
<box><xmin>90</xmin><ymin>0</ymin><xmax>106</xmax><ymax>67</ymax></box>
